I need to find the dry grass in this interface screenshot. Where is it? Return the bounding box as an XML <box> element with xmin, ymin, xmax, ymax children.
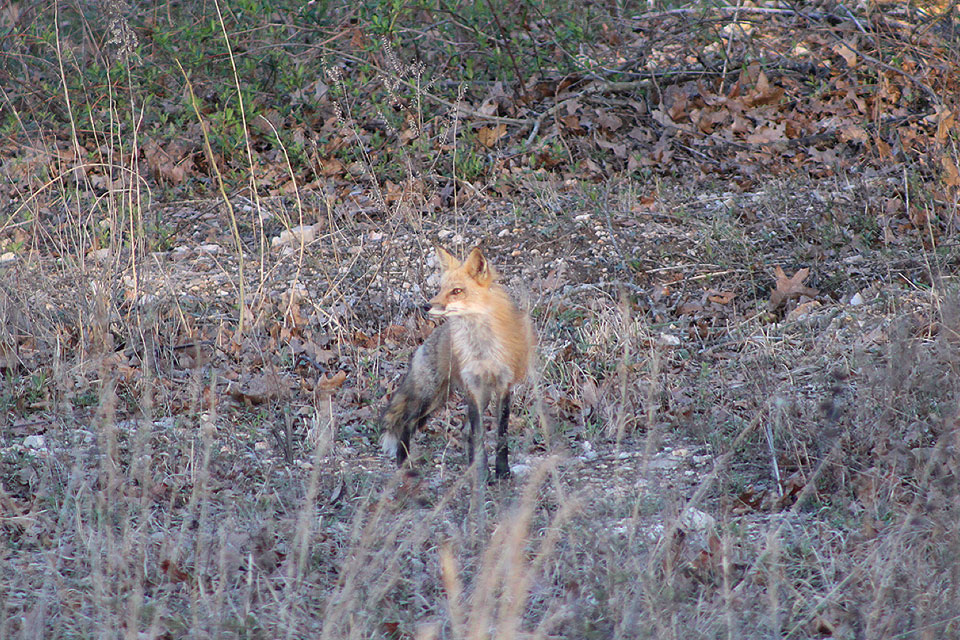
<box><xmin>4</xmin><ymin>189</ymin><xmax>960</xmax><ymax>637</ymax></box>
<box><xmin>3</xmin><ymin>1</ymin><xmax>960</xmax><ymax>638</ymax></box>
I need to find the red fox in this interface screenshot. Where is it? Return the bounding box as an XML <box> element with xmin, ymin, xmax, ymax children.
<box><xmin>381</xmin><ymin>246</ymin><xmax>535</xmax><ymax>480</ymax></box>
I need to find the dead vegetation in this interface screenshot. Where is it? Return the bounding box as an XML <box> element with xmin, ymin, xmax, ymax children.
<box><xmin>2</xmin><ymin>0</ymin><xmax>960</xmax><ymax>638</ymax></box>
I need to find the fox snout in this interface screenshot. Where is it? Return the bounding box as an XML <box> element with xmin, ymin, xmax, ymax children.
<box><xmin>427</xmin><ymin>296</ymin><xmax>448</xmax><ymax>317</ymax></box>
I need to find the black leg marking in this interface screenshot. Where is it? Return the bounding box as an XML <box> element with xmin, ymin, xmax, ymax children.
<box><xmin>396</xmin><ymin>434</ymin><xmax>410</xmax><ymax>467</ymax></box>
<box><xmin>495</xmin><ymin>390</ymin><xmax>511</xmax><ymax>479</ymax></box>
<box><xmin>397</xmin><ymin>400</ymin><xmax>432</xmax><ymax>468</ymax></box>
<box><xmin>465</xmin><ymin>398</ymin><xmax>481</xmax><ymax>465</ymax></box>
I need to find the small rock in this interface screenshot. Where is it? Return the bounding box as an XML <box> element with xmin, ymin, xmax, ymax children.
<box><xmin>849</xmin><ymin>292</ymin><xmax>864</xmax><ymax>306</ymax></box>
<box><xmin>23</xmin><ymin>435</ymin><xmax>46</xmax><ymax>450</ymax></box>
<box><xmin>271</xmin><ymin>224</ymin><xmax>320</xmax><ymax>248</ymax></box>
<box><xmin>647</xmin><ymin>456</ymin><xmax>679</xmax><ymax>470</ymax></box>
<box><xmin>580</xmin><ymin>441</ymin><xmax>598</xmax><ymax>461</ymax></box>
<box><xmin>510</xmin><ymin>463</ymin><xmax>532</xmax><ymax>478</ymax></box>
<box><xmin>197</xmin><ymin>243</ymin><xmax>221</xmax><ymax>255</ymax></box>
<box><xmin>786</xmin><ymin>299</ymin><xmax>822</xmax><ymax>322</ymax></box>
<box><xmin>155</xmin><ymin>417</ymin><xmax>177</xmax><ymax>430</ymax></box>
<box><xmin>0</xmin><ymin>251</ymin><xmax>16</xmax><ymax>265</ymax></box>
<box><xmin>680</xmin><ymin>507</ymin><xmax>716</xmax><ymax>532</ymax></box>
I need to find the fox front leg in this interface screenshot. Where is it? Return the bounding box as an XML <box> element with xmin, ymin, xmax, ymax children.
<box><xmin>495</xmin><ymin>390</ymin><xmax>511</xmax><ymax>479</ymax></box>
<box><xmin>465</xmin><ymin>396</ymin><xmax>489</xmax><ymax>481</ymax></box>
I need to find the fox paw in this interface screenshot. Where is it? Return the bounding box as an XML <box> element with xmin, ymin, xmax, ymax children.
<box><xmin>492</xmin><ymin>468</ymin><xmax>512</xmax><ymax>482</ymax></box>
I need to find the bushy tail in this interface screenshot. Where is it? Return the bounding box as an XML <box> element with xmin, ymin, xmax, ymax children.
<box><xmin>379</xmin><ymin>386</ymin><xmax>413</xmax><ymax>460</ymax></box>
<box><xmin>380</xmin><ymin>326</ymin><xmax>452</xmax><ymax>466</ymax></box>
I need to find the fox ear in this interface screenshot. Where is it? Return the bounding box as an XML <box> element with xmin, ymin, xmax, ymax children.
<box><xmin>435</xmin><ymin>245</ymin><xmax>459</xmax><ymax>271</ymax></box>
<box><xmin>463</xmin><ymin>247</ymin><xmax>495</xmax><ymax>284</ymax></box>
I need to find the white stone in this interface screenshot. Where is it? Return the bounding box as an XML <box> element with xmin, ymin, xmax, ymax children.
<box><xmin>23</xmin><ymin>435</ymin><xmax>46</xmax><ymax>450</ymax></box>
<box><xmin>659</xmin><ymin>333</ymin><xmax>681</xmax><ymax>346</ymax></box>
<box><xmin>271</xmin><ymin>224</ymin><xmax>319</xmax><ymax>248</ymax></box>
<box><xmin>680</xmin><ymin>507</ymin><xmax>716</xmax><ymax>532</ymax></box>
<box><xmin>509</xmin><ymin>463</ymin><xmax>532</xmax><ymax>478</ymax></box>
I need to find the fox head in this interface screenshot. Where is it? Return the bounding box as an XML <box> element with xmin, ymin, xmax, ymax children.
<box><xmin>428</xmin><ymin>246</ymin><xmax>499</xmax><ymax>317</ymax></box>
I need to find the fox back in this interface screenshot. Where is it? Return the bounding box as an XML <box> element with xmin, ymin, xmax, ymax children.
<box><xmin>381</xmin><ymin>246</ymin><xmax>534</xmax><ymax>479</ymax></box>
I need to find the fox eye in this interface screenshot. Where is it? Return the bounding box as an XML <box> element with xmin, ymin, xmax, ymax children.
<box><xmin>451</xmin><ymin>287</ymin><xmax>463</xmax><ymax>296</ymax></box>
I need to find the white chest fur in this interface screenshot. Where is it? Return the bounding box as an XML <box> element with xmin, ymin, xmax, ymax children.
<box><xmin>449</xmin><ymin>316</ymin><xmax>513</xmax><ymax>404</ymax></box>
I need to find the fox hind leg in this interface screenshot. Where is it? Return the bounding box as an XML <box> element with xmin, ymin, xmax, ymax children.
<box><xmin>396</xmin><ymin>421</ymin><xmax>412</xmax><ymax>467</ymax></box>
<box><xmin>495</xmin><ymin>390</ymin><xmax>511</xmax><ymax>479</ymax></box>
<box><xmin>395</xmin><ymin>399</ymin><xmax>433</xmax><ymax>467</ymax></box>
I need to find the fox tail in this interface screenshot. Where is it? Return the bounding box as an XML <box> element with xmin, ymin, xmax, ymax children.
<box><xmin>379</xmin><ymin>395</ymin><xmax>407</xmax><ymax>459</ymax></box>
<box><xmin>380</xmin><ymin>328</ymin><xmax>452</xmax><ymax>465</ymax></box>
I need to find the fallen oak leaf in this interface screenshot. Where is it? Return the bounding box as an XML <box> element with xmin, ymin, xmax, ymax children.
<box><xmin>143</xmin><ymin>138</ymin><xmax>192</xmax><ymax>185</ymax></box>
<box><xmin>831</xmin><ymin>40</ymin><xmax>858</xmax><ymax>68</ymax></box>
<box><xmin>476</xmin><ymin>123</ymin><xmax>507</xmax><ymax>148</ymax></box>
<box><xmin>317</xmin><ymin>156</ymin><xmax>345</xmax><ymax>177</ymax></box>
<box><xmin>942</xmin><ymin>156</ymin><xmax>960</xmax><ymax>187</ymax></box>
<box><xmin>744</xmin><ymin>70</ymin><xmax>784</xmax><ymax>107</ymax></box>
<box><xmin>706</xmin><ymin>290</ymin><xmax>735</xmax><ymax>305</ymax></box>
<box><xmin>769</xmin><ymin>266</ymin><xmax>818</xmax><ymax>311</ymax></box>
<box><xmin>229</xmin><ymin>370</ymin><xmax>290</xmax><ymax>405</ymax></box>
<box><xmin>318</xmin><ymin>370</ymin><xmax>347</xmax><ymax>392</ymax></box>
<box><xmin>746</xmin><ymin>121</ymin><xmax>787</xmax><ymax>145</ymax></box>
<box><xmin>596</xmin><ymin>110</ymin><xmax>623</xmax><ymax>131</ymax></box>
<box><xmin>596</xmin><ymin>135</ymin><xmax>627</xmax><ymax>158</ymax></box>
<box><xmin>931</xmin><ymin>106</ymin><xmax>957</xmax><ymax>145</ymax></box>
